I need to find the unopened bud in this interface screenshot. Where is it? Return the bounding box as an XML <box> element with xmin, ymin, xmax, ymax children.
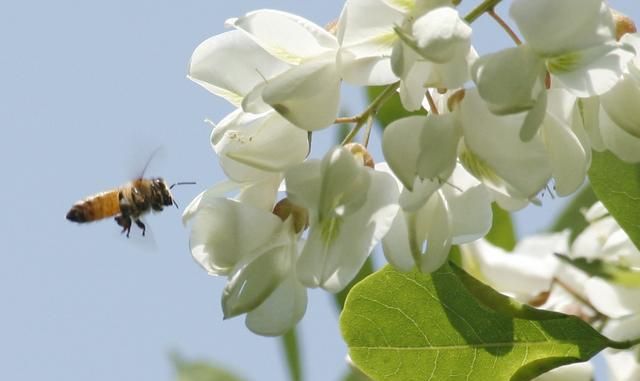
<box><xmin>343</xmin><ymin>142</ymin><xmax>375</xmax><ymax>168</ymax></box>
<box><xmin>447</xmin><ymin>89</ymin><xmax>466</xmax><ymax>112</ymax></box>
<box><xmin>612</xmin><ymin>9</ymin><xmax>637</xmax><ymax>40</ymax></box>
<box><xmin>273</xmin><ymin>198</ymin><xmax>308</xmax><ymax>234</ymax></box>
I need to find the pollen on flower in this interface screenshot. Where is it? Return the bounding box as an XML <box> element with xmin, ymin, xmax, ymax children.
<box><xmin>225</xmin><ymin>131</ymin><xmax>252</xmax><ymax>144</ymax></box>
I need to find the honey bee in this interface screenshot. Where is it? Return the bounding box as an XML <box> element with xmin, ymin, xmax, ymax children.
<box><xmin>66</xmin><ymin>150</ymin><xmax>194</xmax><ymax>237</ymax></box>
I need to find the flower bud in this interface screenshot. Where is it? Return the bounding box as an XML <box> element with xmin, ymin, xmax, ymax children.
<box><xmin>273</xmin><ymin>198</ymin><xmax>308</xmax><ymax>233</ymax></box>
<box><xmin>611</xmin><ymin>9</ymin><xmax>637</xmax><ymax>40</ymax></box>
<box><xmin>343</xmin><ymin>142</ymin><xmax>375</xmax><ymax>168</ymax></box>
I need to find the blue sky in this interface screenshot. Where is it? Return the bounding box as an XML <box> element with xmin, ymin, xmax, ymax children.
<box><xmin>1</xmin><ymin>1</ymin><xmax>638</xmax><ymax>380</ymax></box>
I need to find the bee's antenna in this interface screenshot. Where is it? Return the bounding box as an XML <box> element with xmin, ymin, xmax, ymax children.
<box><xmin>170</xmin><ymin>181</ymin><xmax>196</xmax><ymax>190</ymax></box>
<box><xmin>169</xmin><ymin>181</ymin><xmax>196</xmax><ymax>209</ymax></box>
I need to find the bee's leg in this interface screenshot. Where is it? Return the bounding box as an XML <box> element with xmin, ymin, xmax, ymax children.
<box><xmin>115</xmin><ymin>215</ymin><xmax>132</xmax><ymax>238</ymax></box>
<box><xmin>134</xmin><ymin>219</ymin><xmax>146</xmax><ymax>236</ymax></box>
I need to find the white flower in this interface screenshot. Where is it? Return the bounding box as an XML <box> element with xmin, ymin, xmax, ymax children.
<box><xmin>571</xmin><ymin>202</ymin><xmax>640</xmax><ymax>266</ymax></box>
<box><xmin>284</xmin><ymin>146</ymin><xmax>400</xmax><ymax>292</ymax></box>
<box><xmin>603</xmin><ymin>349</ymin><xmax>640</xmax><ymax>381</ymax></box>
<box><xmin>382</xmin><ymin>163</ymin><xmax>493</xmax><ymax>273</ymax></box>
<box><xmin>583</xmin><ymin>33</ymin><xmax>640</xmax><ymax>163</ymax></box>
<box><xmin>472</xmin><ymin>0</ymin><xmax>634</xmax><ymax>126</ymax></box>
<box><xmin>189</xmin><ymin>30</ymin><xmax>309</xmax><ymax>181</ymax></box>
<box><xmin>456</xmin><ymin>89</ymin><xmax>554</xmax><ymax>204</ymax></box>
<box><xmin>337</xmin><ymin>0</ymin><xmax>473</xmax><ymax>110</ymax></box>
<box><xmin>460</xmin><ymin>232</ymin><xmax>568</xmax><ymax>303</ymax></box>
<box><xmin>392</xmin><ymin>6</ymin><xmax>474</xmax><ymax>110</ymax></box>
<box><xmin>211</xmin><ymin>109</ymin><xmax>309</xmax><ymax>184</ymax></box>
<box><xmin>227</xmin><ymin>10</ymin><xmax>341</xmax><ymax>131</ymax></box>
<box><xmin>183</xmin><ymin>192</ymin><xmax>306</xmax><ymax>336</ymax></box>
<box><xmin>569</xmin><ymin>202</ymin><xmax>640</xmax><ymax>340</ymax></box>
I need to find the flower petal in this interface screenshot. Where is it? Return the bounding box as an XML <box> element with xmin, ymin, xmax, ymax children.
<box><xmin>602</xmin><ymin>314</ymin><xmax>640</xmax><ymax>342</ymax></box>
<box><xmin>417</xmin><ymin>113</ymin><xmax>460</xmax><ymax>180</ymax></box>
<box><xmin>461</xmin><ymin>239</ymin><xmax>556</xmax><ymax>302</ymax></box>
<box><xmin>411</xmin><ymin>7</ymin><xmax>471</xmax><ymax>64</ymax></box>
<box><xmin>599</xmin><ymin>105</ymin><xmax>640</xmax><ymax>162</ymax></box>
<box><xmin>262</xmin><ymin>58</ymin><xmax>341</xmax><ymax>131</ymax></box>
<box><xmin>182</xmin><ymin>180</ymin><xmax>240</xmax><ymax>224</ymax></box>
<box><xmin>540</xmin><ymin>90</ymin><xmax>589</xmax><ymax>196</ymax></box>
<box><xmin>382</xmin><ymin>210</ymin><xmax>415</xmax><ymax>271</ymax></box>
<box><xmin>188</xmin><ymin>30</ymin><xmax>290</xmax><ymax>106</ymax></box>
<box><xmin>471</xmin><ymin>45</ymin><xmax>545</xmax><ymax>115</ymax></box>
<box><xmin>222</xmin><ymin>244</ymin><xmax>291</xmax><ymax>319</ymax></box>
<box><xmin>188</xmin><ymin>199</ymin><xmax>283</xmax><ymax>276</ymax></box>
<box><xmin>382</xmin><ymin>116</ymin><xmax>424</xmax><ymax>189</ymax></box>
<box><xmin>550</xmin><ymin>43</ymin><xmax>635</xmax><ymax>97</ymax></box>
<box><xmin>228</xmin><ymin>10</ymin><xmax>338</xmax><ymax>64</ymax></box>
<box><xmin>602</xmin><ymin>349</ymin><xmax>640</xmax><ymax>381</ymax></box>
<box><xmin>297</xmin><ymin>170</ymin><xmax>399</xmax><ymax>292</ymax></box>
<box><xmin>213</xmin><ymin>110</ymin><xmax>309</xmax><ymax>182</ymax></box>
<box><xmin>417</xmin><ymin>191</ymin><xmax>453</xmax><ymax>273</ymax></box>
<box><xmin>510</xmin><ymin>0</ymin><xmax>615</xmax><ymax>56</ymax></box>
<box><xmin>601</xmin><ymin>68</ymin><xmax>640</xmax><ymax>139</ymax></box>
<box><xmin>337</xmin><ymin>0</ymin><xmax>401</xmax><ymax>85</ymax></box>
<box><xmin>245</xmin><ymin>273</ymin><xmax>308</xmax><ymax>336</ymax></box>
<box><xmin>443</xmin><ymin>166</ymin><xmax>492</xmax><ymax>244</ymax></box>
<box><xmin>585</xmin><ymin>277</ymin><xmax>640</xmax><ymax>318</ymax></box>
<box><xmin>459</xmin><ymin>89</ymin><xmax>552</xmax><ymax>199</ymax></box>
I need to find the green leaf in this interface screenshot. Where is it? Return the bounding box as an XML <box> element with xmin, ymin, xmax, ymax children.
<box><xmin>172</xmin><ymin>353</ymin><xmax>246</xmax><ymax>381</ymax></box>
<box><xmin>485</xmin><ymin>203</ymin><xmax>517</xmax><ymax>251</ymax></box>
<box><xmin>555</xmin><ymin>254</ymin><xmax>640</xmax><ymax>287</ymax></box>
<box><xmin>340</xmin><ymin>264</ymin><xmax>618</xmax><ymax>381</ymax></box>
<box><xmin>588</xmin><ymin>150</ymin><xmax>640</xmax><ymax>250</ymax></box>
<box><xmin>280</xmin><ymin>327</ymin><xmax>304</xmax><ymax>381</ymax></box>
<box><xmin>367</xmin><ymin>86</ymin><xmax>426</xmax><ymax>130</ymax></box>
<box><xmin>549</xmin><ymin>185</ymin><xmax>597</xmax><ymax>242</ymax></box>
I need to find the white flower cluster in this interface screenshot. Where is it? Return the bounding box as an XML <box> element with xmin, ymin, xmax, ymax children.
<box><xmin>182</xmin><ymin>0</ymin><xmax>640</xmax><ymax>335</ymax></box>
<box><xmin>460</xmin><ymin>202</ymin><xmax>640</xmax><ymax>380</ymax></box>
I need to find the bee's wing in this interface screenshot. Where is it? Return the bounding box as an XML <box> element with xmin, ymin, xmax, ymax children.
<box><xmin>138</xmin><ymin>146</ymin><xmax>168</xmax><ymax>179</ymax></box>
<box><xmin>123</xmin><ymin>145</ymin><xmax>168</xmax><ymax>181</ymax></box>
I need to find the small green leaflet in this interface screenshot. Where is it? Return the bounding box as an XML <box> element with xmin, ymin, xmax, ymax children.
<box><xmin>588</xmin><ymin>150</ymin><xmax>640</xmax><ymax>250</ymax></box>
<box><xmin>556</xmin><ymin>254</ymin><xmax>640</xmax><ymax>288</ymax></box>
<box><xmin>340</xmin><ymin>264</ymin><xmax>621</xmax><ymax>381</ymax></box>
<box><xmin>172</xmin><ymin>353</ymin><xmax>246</xmax><ymax>381</ymax></box>
<box><xmin>367</xmin><ymin>86</ymin><xmax>426</xmax><ymax>129</ymax></box>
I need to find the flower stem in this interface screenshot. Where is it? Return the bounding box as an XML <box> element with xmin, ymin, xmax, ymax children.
<box><xmin>425</xmin><ymin>91</ymin><xmax>439</xmax><ymax>115</ymax></box>
<box><xmin>464</xmin><ymin>0</ymin><xmax>503</xmax><ymax>24</ymax></box>
<box><xmin>341</xmin><ymin>82</ymin><xmax>399</xmax><ymax>145</ymax></box>
<box><xmin>280</xmin><ymin>328</ymin><xmax>304</xmax><ymax>381</ymax></box>
<box><xmin>488</xmin><ymin>9</ymin><xmax>521</xmax><ymax>45</ymax></box>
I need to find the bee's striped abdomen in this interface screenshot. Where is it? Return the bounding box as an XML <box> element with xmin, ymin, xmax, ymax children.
<box><xmin>66</xmin><ymin>190</ymin><xmax>121</xmax><ymax>223</ymax></box>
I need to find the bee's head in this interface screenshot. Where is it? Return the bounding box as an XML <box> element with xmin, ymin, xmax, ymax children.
<box><xmin>151</xmin><ymin>177</ymin><xmax>175</xmax><ymax>207</ymax></box>
<box><xmin>152</xmin><ymin>179</ymin><xmax>196</xmax><ymax>209</ymax></box>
